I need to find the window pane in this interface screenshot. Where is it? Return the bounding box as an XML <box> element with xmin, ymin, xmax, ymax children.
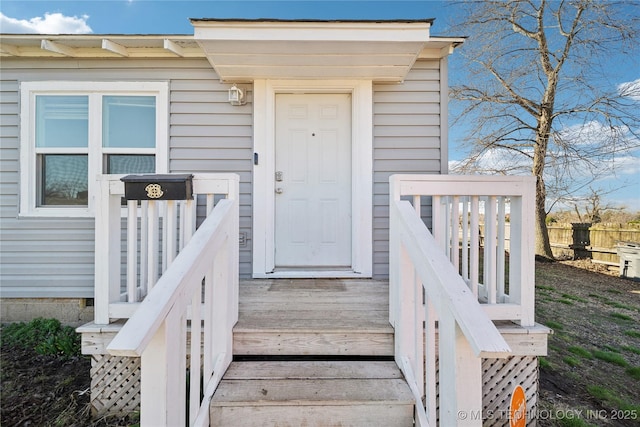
<box><xmin>39</xmin><ymin>155</ymin><xmax>88</xmax><ymax>206</ymax></box>
<box><xmin>36</xmin><ymin>96</ymin><xmax>88</xmax><ymax>148</ymax></box>
<box><xmin>106</xmin><ymin>155</ymin><xmax>155</xmax><ymax>174</ymax></box>
<box><xmin>103</xmin><ymin>96</ymin><xmax>156</xmax><ymax>148</ymax></box>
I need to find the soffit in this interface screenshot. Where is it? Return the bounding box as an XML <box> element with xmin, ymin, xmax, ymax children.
<box><xmin>191</xmin><ymin>19</ymin><xmax>458</xmax><ymax>82</ymax></box>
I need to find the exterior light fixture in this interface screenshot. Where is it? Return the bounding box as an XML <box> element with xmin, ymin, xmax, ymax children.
<box><xmin>228</xmin><ymin>84</ymin><xmax>246</xmax><ymax>106</ymax></box>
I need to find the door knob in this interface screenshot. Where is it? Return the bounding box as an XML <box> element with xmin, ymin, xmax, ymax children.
<box><xmin>275</xmin><ymin>187</ymin><xmax>284</xmax><ymax>194</ymax></box>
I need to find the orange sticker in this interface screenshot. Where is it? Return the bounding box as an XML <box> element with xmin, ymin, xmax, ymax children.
<box><xmin>510</xmin><ymin>385</ymin><xmax>526</xmax><ymax>427</ymax></box>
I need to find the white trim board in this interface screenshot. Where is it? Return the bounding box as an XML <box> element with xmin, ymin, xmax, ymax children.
<box><xmin>252</xmin><ymin>79</ymin><xmax>373</xmax><ymax>278</ymax></box>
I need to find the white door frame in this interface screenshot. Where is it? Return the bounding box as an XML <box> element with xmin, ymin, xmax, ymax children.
<box><xmin>252</xmin><ymin>79</ymin><xmax>373</xmax><ymax>278</ymax></box>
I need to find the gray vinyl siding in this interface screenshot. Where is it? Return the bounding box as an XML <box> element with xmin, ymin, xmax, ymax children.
<box><xmin>1</xmin><ymin>56</ymin><xmax>444</xmax><ymax>294</ymax></box>
<box><xmin>372</xmin><ymin>59</ymin><xmax>442</xmax><ymax>278</ymax></box>
<box><xmin>169</xmin><ymin>77</ymin><xmax>254</xmax><ymax>275</ymax></box>
<box><xmin>1</xmin><ymin>78</ymin><xmax>95</xmax><ymax>296</ymax></box>
<box><xmin>0</xmin><ymin>58</ymin><xmax>253</xmax><ymax>298</ymax></box>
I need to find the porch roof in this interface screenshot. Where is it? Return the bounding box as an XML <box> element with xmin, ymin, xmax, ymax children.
<box><xmin>0</xmin><ymin>19</ymin><xmax>463</xmax><ymax>82</ymax></box>
<box><xmin>191</xmin><ymin>19</ymin><xmax>464</xmax><ymax>82</ymax></box>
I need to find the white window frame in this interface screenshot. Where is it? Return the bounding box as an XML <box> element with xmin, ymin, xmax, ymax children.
<box><xmin>20</xmin><ymin>81</ymin><xmax>169</xmax><ymax>217</ymax></box>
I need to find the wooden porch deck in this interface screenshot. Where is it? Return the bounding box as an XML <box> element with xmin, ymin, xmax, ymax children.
<box><xmin>232</xmin><ymin>278</ymin><xmax>548</xmax><ymax>357</ymax></box>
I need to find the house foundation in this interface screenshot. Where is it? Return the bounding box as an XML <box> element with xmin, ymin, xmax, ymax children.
<box><xmin>0</xmin><ymin>298</ymin><xmax>94</xmax><ymax>326</ymax></box>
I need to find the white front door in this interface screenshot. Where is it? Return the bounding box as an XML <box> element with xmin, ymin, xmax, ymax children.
<box><xmin>274</xmin><ymin>93</ymin><xmax>352</xmax><ymax>268</ymax></box>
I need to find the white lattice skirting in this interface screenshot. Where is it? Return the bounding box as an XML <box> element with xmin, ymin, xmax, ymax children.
<box><xmin>482</xmin><ymin>356</ymin><xmax>539</xmax><ymax>427</ymax></box>
<box><xmin>89</xmin><ymin>354</ymin><xmax>539</xmax><ymax>424</ymax></box>
<box><xmin>91</xmin><ymin>354</ymin><xmax>141</xmax><ymax>416</ymax></box>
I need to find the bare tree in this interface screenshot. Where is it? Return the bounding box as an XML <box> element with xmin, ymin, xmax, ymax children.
<box><xmin>569</xmin><ymin>187</ymin><xmax>625</xmax><ymax>223</ymax></box>
<box><xmin>449</xmin><ymin>0</ymin><xmax>640</xmax><ymax>258</ymax></box>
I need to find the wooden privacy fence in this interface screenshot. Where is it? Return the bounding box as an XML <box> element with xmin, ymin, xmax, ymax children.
<box><xmin>547</xmin><ymin>223</ymin><xmax>640</xmax><ymax>265</ymax></box>
<box><xmin>389</xmin><ymin>174</ymin><xmax>536</xmax><ymax>426</ymax></box>
<box><xmin>95</xmin><ymin>174</ymin><xmax>239</xmax><ymax>426</ymax></box>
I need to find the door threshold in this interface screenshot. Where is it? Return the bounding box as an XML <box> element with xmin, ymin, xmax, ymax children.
<box><xmin>261</xmin><ymin>270</ymin><xmax>367</xmax><ymax>279</ymax></box>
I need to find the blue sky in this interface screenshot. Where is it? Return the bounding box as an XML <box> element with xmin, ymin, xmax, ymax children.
<box><xmin>0</xmin><ymin>0</ymin><xmax>459</xmax><ymax>33</ymax></box>
<box><xmin>1</xmin><ymin>0</ymin><xmax>638</xmax><ymax>212</ymax></box>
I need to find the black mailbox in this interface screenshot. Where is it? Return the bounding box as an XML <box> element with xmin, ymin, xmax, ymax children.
<box><xmin>121</xmin><ymin>174</ymin><xmax>194</xmax><ymax>201</ymax></box>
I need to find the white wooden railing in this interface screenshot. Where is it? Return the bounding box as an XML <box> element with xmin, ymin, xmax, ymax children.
<box><xmin>94</xmin><ymin>174</ymin><xmax>239</xmax><ymax>325</ymax></box>
<box><xmin>389</xmin><ymin>175</ymin><xmax>536</xmax><ymax>327</ymax></box>
<box><xmin>389</xmin><ymin>174</ymin><xmax>536</xmax><ymax>426</ymax></box>
<box><xmin>95</xmin><ymin>173</ymin><xmax>239</xmax><ymax>426</ymax></box>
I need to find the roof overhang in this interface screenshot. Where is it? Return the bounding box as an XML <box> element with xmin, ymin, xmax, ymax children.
<box><xmin>0</xmin><ymin>34</ymin><xmax>205</xmax><ymax>58</ymax></box>
<box><xmin>191</xmin><ymin>19</ymin><xmax>462</xmax><ymax>83</ymax></box>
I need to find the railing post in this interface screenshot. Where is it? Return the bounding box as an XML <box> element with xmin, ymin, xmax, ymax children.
<box><xmin>439</xmin><ymin>313</ymin><xmax>483</xmax><ymax>426</ymax></box>
<box><xmin>212</xmin><ymin>240</ymin><xmax>232</xmax><ymax>360</ymax></box>
<box><xmin>394</xmin><ymin>243</ymin><xmax>419</xmax><ymax>390</ymax></box>
<box><xmin>140</xmin><ymin>310</ymin><xmax>186</xmax><ymax>427</ymax></box>
<box><xmin>228</xmin><ymin>176</ymin><xmax>240</xmax><ymax>325</ymax></box>
<box><xmin>94</xmin><ymin>177</ymin><xmax>122</xmax><ymax>324</ymax></box>
<box><xmin>509</xmin><ymin>188</ymin><xmax>536</xmax><ymax>326</ymax></box>
<box><xmin>203</xmin><ymin>264</ymin><xmax>215</xmax><ymax>387</ymax></box>
<box><xmin>424</xmin><ymin>297</ymin><xmax>437</xmax><ymax>426</ymax></box>
<box><xmin>140</xmin><ymin>323</ymin><xmax>167</xmax><ymax>427</ymax></box>
<box><xmin>389</xmin><ymin>175</ymin><xmax>401</xmax><ymax>327</ymax></box>
<box><xmin>189</xmin><ymin>282</ymin><xmax>202</xmax><ymax>422</ymax></box>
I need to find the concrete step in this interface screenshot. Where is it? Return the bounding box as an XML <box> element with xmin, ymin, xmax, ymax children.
<box><xmin>210</xmin><ymin>361</ymin><xmax>414</xmax><ymax>426</ymax></box>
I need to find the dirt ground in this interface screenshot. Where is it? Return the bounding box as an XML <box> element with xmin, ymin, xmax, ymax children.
<box><xmin>536</xmin><ymin>260</ymin><xmax>640</xmax><ymax>426</ymax></box>
<box><xmin>1</xmin><ymin>259</ymin><xmax>639</xmax><ymax>426</ymax></box>
<box><xmin>0</xmin><ymin>344</ymin><xmax>135</xmax><ymax>427</ymax></box>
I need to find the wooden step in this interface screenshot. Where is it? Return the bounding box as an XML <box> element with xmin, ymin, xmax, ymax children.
<box><xmin>210</xmin><ymin>361</ymin><xmax>414</xmax><ymax>426</ymax></box>
<box><xmin>234</xmin><ymin>279</ymin><xmax>394</xmax><ymax>356</ymax></box>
